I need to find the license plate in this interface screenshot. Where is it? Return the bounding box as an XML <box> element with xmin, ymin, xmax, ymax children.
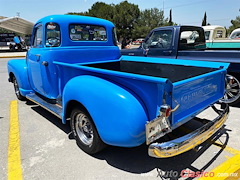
<box><xmin>146</xmin><ymin>116</ymin><xmax>172</xmax><ymax>145</ymax></box>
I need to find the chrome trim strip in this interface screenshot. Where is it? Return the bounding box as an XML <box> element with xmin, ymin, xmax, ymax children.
<box><xmin>148</xmin><ymin>103</ymin><xmax>229</xmax><ymax>158</ymax></box>
<box><xmin>26</xmin><ymin>93</ymin><xmax>62</xmax><ymax>119</ymax></box>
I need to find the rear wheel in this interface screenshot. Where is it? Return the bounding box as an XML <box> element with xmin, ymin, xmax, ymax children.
<box><xmin>70</xmin><ymin>107</ymin><xmax>106</xmax><ymax>154</ymax></box>
<box><xmin>12</xmin><ymin>76</ymin><xmax>26</xmax><ymax>101</ymax></box>
<box><xmin>221</xmin><ymin>74</ymin><xmax>240</xmax><ymax>105</ymax></box>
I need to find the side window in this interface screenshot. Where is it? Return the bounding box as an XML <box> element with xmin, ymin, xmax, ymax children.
<box><xmin>216</xmin><ymin>30</ymin><xmax>223</xmax><ymax>38</ymax></box>
<box><xmin>33</xmin><ymin>25</ymin><xmax>43</xmax><ymax>48</ymax></box>
<box><xmin>69</xmin><ymin>24</ymin><xmax>107</xmax><ymax>41</ymax></box>
<box><xmin>179</xmin><ymin>29</ymin><xmax>206</xmax><ymax>50</ymax></box>
<box><xmin>144</xmin><ymin>30</ymin><xmax>172</xmax><ymax>49</ymax></box>
<box><xmin>112</xmin><ymin>27</ymin><xmax>118</xmax><ymax>46</ymax></box>
<box><xmin>204</xmin><ymin>31</ymin><xmax>210</xmax><ymax>40</ymax></box>
<box><xmin>45</xmin><ymin>23</ymin><xmax>61</xmax><ymax>47</ymax></box>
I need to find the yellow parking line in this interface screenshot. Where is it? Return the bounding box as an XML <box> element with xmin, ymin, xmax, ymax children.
<box><xmin>8</xmin><ymin>100</ymin><xmax>23</xmax><ymax>180</ymax></box>
<box><xmin>198</xmin><ymin>141</ymin><xmax>240</xmax><ymax>180</ymax></box>
<box><xmin>198</xmin><ymin>154</ymin><xmax>240</xmax><ymax>180</ymax></box>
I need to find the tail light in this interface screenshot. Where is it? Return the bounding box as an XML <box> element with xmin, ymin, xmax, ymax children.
<box><xmin>160</xmin><ymin>104</ymin><xmax>172</xmax><ymax>117</ymax></box>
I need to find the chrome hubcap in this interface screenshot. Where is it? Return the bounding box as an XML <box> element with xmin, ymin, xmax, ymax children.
<box><xmin>13</xmin><ymin>78</ymin><xmax>20</xmax><ymax>96</ymax></box>
<box><xmin>222</xmin><ymin>74</ymin><xmax>240</xmax><ymax>104</ymax></box>
<box><xmin>75</xmin><ymin>113</ymin><xmax>93</xmax><ymax>146</ymax></box>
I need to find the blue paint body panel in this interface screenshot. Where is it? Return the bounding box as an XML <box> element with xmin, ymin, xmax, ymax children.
<box><xmin>7</xmin><ymin>59</ymin><xmax>33</xmax><ymax>96</ymax></box>
<box><xmin>7</xmin><ymin>15</ymin><xmax>229</xmax><ymax>147</ymax></box>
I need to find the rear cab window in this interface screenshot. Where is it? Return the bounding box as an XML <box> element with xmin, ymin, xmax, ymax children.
<box><xmin>179</xmin><ymin>27</ymin><xmax>206</xmax><ymax>50</ymax></box>
<box><xmin>45</xmin><ymin>22</ymin><xmax>61</xmax><ymax>47</ymax></box>
<box><xmin>69</xmin><ymin>24</ymin><xmax>107</xmax><ymax>41</ymax></box>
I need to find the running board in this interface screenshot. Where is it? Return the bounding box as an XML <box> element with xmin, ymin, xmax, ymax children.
<box><xmin>26</xmin><ymin>93</ymin><xmax>62</xmax><ymax>119</ymax></box>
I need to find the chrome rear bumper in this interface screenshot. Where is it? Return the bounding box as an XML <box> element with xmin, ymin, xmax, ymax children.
<box><xmin>148</xmin><ymin>103</ymin><xmax>229</xmax><ymax>158</ymax></box>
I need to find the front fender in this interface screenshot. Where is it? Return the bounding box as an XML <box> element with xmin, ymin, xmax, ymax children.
<box><xmin>8</xmin><ymin>59</ymin><xmax>33</xmax><ymax>96</ymax></box>
<box><xmin>63</xmin><ymin>75</ymin><xmax>148</xmax><ymax>147</ymax></box>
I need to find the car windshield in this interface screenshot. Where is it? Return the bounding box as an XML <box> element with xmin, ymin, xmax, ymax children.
<box><xmin>145</xmin><ymin>30</ymin><xmax>172</xmax><ymax>49</ymax></box>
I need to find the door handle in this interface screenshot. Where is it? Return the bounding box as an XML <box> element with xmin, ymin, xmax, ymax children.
<box><xmin>35</xmin><ymin>54</ymin><xmax>41</xmax><ymax>62</ymax></box>
<box><xmin>163</xmin><ymin>50</ymin><xmax>172</xmax><ymax>56</ymax></box>
<box><xmin>42</xmin><ymin>61</ymin><xmax>48</xmax><ymax>66</ymax></box>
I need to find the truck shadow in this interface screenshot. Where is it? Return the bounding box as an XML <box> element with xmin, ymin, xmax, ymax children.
<box><xmin>92</xmin><ymin>128</ymin><xmax>230</xmax><ymax>179</ymax></box>
<box><xmin>230</xmin><ymin>103</ymin><xmax>240</xmax><ymax>108</ymax></box>
<box><xmin>30</xmin><ymin>104</ymin><xmax>72</xmax><ymax>136</ymax></box>
<box><xmin>29</xmin><ymin>103</ymin><xmax>231</xmax><ymax>179</ymax></box>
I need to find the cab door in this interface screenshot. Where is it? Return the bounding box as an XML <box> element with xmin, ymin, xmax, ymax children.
<box><xmin>27</xmin><ymin>23</ymin><xmax>60</xmax><ymax>99</ymax></box>
<box><xmin>27</xmin><ymin>24</ymin><xmax>45</xmax><ymax>95</ymax></box>
<box><xmin>143</xmin><ymin>29</ymin><xmax>175</xmax><ymax>58</ymax></box>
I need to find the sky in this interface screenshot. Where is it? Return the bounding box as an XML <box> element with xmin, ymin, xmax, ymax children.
<box><xmin>1</xmin><ymin>0</ymin><xmax>239</xmax><ymax>28</ymax></box>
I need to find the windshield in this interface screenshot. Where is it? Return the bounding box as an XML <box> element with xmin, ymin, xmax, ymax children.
<box><xmin>144</xmin><ymin>30</ymin><xmax>172</xmax><ymax>49</ymax></box>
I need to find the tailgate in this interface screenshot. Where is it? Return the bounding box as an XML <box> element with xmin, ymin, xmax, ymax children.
<box><xmin>170</xmin><ymin>68</ymin><xmax>226</xmax><ymax>128</ymax></box>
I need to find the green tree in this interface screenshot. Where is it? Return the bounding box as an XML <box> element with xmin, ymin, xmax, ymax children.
<box><xmin>68</xmin><ymin>1</ymin><xmax>140</xmax><ymax>40</ymax></box>
<box><xmin>0</xmin><ymin>27</ymin><xmax>12</xmax><ymax>33</ymax></box>
<box><xmin>168</xmin><ymin>9</ymin><xmax>173</xmax><ymax>26</ymax></box>
<box><xmin>228</xmin><ymin>16</ymin><xmax>240</xmax><ymax>34</ymax></box>
<box><xmin>87</xmin><ymin>2</ymin><xmax>115</xmax><ymax>22</ymax></box>
<box><xmin>202</xmin><ymin>12</ymin><xmax>207</xmax><ymax>26</ymax></box>
<box><xmin>113</xmin><ymin>1</ymin><xmax>140</xmax><ymax>39</ymax></box>
<box><xmin>132</xmin><ymin>8</ymin><xmax>168</xmax><ymax>39</ymax></box>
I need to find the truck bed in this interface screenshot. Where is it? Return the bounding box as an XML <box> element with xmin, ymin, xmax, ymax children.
<box><xmin>84</xmin><ymin>60</ymin><xmax>218</xmax><ymax>83</ymax></box>
<box><xmin>55</xmin><ymin>56</ymin><xmax>228</xmax><ymax>129</ymax></box>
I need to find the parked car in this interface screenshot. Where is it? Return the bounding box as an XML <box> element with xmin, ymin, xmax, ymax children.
<box><xmin>133</xmin><ymin>38</ymin><xmax>144</xmax><ymax>45</ymax></box>
<box><xmin>202</xmin><ymin>25</ymin><xmax>240</xmax><ymax>49</ymax></box>
<box><xmin>229</xmin><ymin>28</ymin><xmax>240</xmax><ymax>39</ymax></box>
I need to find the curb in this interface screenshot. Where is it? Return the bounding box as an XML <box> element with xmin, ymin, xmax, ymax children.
<box><xmin>0</xmin><ymin>56</ymin><xmax>26</xmax><ymax>58</ymax></box>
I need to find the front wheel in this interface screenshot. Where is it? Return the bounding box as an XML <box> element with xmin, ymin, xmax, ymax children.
<box><xmin>12</xmin><ymin>76</ymin><xmax>26</xmax><ymax>101</ymax></box>
<box><xmin>70</xmin><ymin>107</ymin><xmax>106</xmax><ymax>154</ymax></box>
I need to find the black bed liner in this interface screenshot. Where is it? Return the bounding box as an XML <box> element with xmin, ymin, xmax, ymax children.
<box><xmin>84</xmin><ymin>60</ymin><xmax>218</xmax><ymax>83</ymax></box>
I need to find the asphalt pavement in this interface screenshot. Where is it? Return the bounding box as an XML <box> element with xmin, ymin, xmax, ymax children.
<box><xmin>0</xmin><ymin>57</ymin><xmax>240</xmax><ymax>180</ymax></box>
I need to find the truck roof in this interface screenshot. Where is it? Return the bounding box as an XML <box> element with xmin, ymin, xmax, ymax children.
<box><xmin>202</xmin><ymin>25</ymin><xmax>225</xmax><ymax>31</ymax></box>
<box><xmin>152</xmin><ymin>25</ymin><xmax>202</xmax><ymax>31</ymax></box>
<box><xmin>35</xmin><ymin>14</ymin><xmax>115</xmax><ymax>29</ymax></box>
<box><xmin>33</xmin><ymin>14</ymin><xmax>117</xmax><ymax>47</ymax></box>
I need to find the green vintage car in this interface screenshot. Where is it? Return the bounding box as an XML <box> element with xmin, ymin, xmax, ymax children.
<box><xmin>203</xmin><ymin>25</ymin><xmax>240</xmax><ymax>49</ymax></box>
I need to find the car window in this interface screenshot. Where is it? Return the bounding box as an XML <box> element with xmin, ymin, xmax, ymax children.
<box><xmin>33</xmin><ymin>25</ymin><xmax>43</xmax><ymax>48</ymax></box>
<box><xmin>69</xmin><ymin>24</ymin><xmax>107</xmax><ymax>41</ymax></box>
<box><xmin>179</xmin><ymin>29</ymin><xmax>206</xmax><ymax>50</ymax></box>
<box><xmin>145</xmin><ymin>30</ymin><xmax>172</xmax><ymax>49</ymax></box>
<box><xmin>204</xmin><ymin>31</ymin><xmax>210</xmax><ymax>40</ymax></box>
<box><xmin>216</xmin><ymin>30</ymin><xmax>223</xmax><ymax>38</ymax></box>
<box><xmin>112</xmin><ymin>27</ymin><xmax>118</xmax><ymax>46</ymax></box>
<box><xmin>45</xmin><ymin>23</ymin><xmax>61</xmax><ymax>47</ymax></box>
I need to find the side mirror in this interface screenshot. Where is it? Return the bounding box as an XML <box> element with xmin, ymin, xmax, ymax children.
<box><xmin>141</xmin><ymin>42</ymin><xmax>149</xmax><ymax>56</ymax></box>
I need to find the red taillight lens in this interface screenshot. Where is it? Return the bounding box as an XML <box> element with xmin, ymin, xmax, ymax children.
<box><xmin>160</xmin><ymin>104</ymin><xmax>172</xmax><ymax>117</ymax></box>
<box><xmin>165</xmin><ymin>107</ymin><xmax>172</xmax><ymax>117</ymax></box>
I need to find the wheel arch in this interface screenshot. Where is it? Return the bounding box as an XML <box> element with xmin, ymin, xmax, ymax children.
<box><xmin>62</xmin><ymin>75</ymin><xmax>149</xmax><ymax>147</ymax></box>
<box><xmin>65</xmin><ymin>100</ymin><xmax>89</xmax><ymax>121</ymax></box>
<box><xmin>7</xmin><ymin>59</ymin><xmax>33</xmax><ymax>96</ymax></box>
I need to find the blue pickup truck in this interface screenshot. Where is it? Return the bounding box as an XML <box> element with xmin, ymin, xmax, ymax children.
<box><xmin>122</xmin><ymin>26</ymin><xmax>240</xmax><ymax>105</ymax></box>
<box><xmin>8</xmin><ymin>15</ymin><xmax>229</xmax><ymax>158</ymax></box>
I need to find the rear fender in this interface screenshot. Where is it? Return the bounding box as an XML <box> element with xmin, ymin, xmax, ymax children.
<box><xmin>62</xmin><ymin>75</ymin><xmax>148</xmax><ymax>147</ymax></box>
<box><xmin>8</xmin><ymin>59</ymin><xmax>33</xmax><ymax>96</ymax></box>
